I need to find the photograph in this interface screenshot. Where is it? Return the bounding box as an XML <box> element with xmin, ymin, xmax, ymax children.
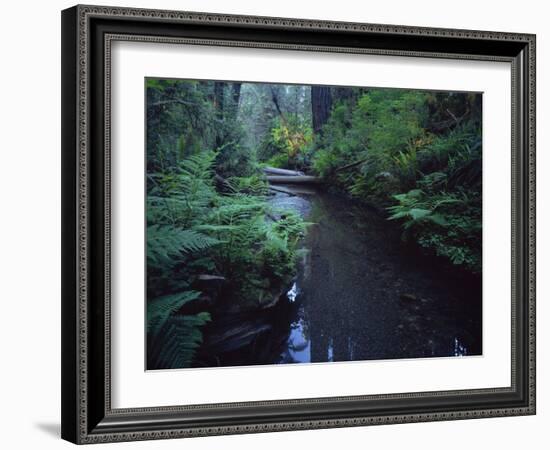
<box><xmin>145</xmin><ymin>78</ymin><xmax>483</xmax><ymax>370</ymax></box>
<box><xmin>57</xmin><ymin>3</ymin><xmax>536</xmax><ymax>445</ymax></box>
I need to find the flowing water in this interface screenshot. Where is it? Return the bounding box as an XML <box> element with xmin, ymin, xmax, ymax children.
<box><xmin>195</xmin><ymin>186</ymin><xmax>482</xmax><ymax>367</ymax></box>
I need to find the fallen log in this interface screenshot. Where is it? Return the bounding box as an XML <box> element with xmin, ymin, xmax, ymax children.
<box><xmin>263</xmin><ymin>166</ymin><xmax>305</xmax><ymax>176</ymax></box>
<box><xmin>197</xmin><ymin>274</ymin><xmax>226</xmax><ymax>282</ymax></box>
<box><xmin>266</xmin><ymin>175</ymin><xmax>321</xmax><ymax>184</ymax></box>
<box><xmin>268</xmin><ymin>185</ymin><xmax>298</xmax><ymax>196</ymax></box>
<box><xmin>334</xmin><ymin>158</ymin><xmax>368</xmax><ymax>173</ymax></box>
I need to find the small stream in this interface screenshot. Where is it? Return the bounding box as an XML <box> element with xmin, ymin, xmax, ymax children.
<box><xmin>195</xmin><ymin>186</ymin><xmax>482</xmax><ymax>367</ymax></box>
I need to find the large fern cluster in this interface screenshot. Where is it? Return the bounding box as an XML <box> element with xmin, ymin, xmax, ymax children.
<box><xmin>388</xmin><ymin>188</ymin><xmax>481</xmax><ymax>273</ymax></box>
<box><xmin>308</xmin><ymin>87</ymin><xmax>481</xmax><ymax>273</ymax></box>
<box><xmin>386</xmin><ymin>129</ymin><xmax>482</xmax><ymax>272</ymax></box>
<box><xmin>146</xmin><ymin>152</ymin><xmax>222</xmax><ymax>369</ymax></box>
<box><xmin>147</xmin><ymin>150</ymin><xmax>307</xmax><ymax>369</ymax></box>
<box><xmin>147</xmin><ymin>291</ymin><xmax>211</xmax><ymax>369</ymax></box>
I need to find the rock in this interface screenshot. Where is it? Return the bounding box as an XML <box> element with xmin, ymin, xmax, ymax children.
<box><xmin>193</xmin><ymin>274</ymin><xmax>226</xmax><ymax>297</ymax></box>
<box><xmin>375</xmin><ymin>171</ymin><xmax>394</xmax><ymax>181</ymax></box>
<box><xmin>206</xmin><ymin>321</ymin><xmax>273</xmax><ymax>353</ymax></box>
<box><xmin>258</xmin><ymin>291</ymin><xmax>282</xmax><ymax>310</ymax></box>
<box><xmin>400</xmin><ymin>293</ymin><xmax>418</xmax><ymax>302</ymax></box>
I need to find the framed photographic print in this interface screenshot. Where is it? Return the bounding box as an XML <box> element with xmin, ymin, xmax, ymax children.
<box><xmin>61</xmin><ymin>4</ymin><xmax>536</xmax><ymax>444</ymax></box>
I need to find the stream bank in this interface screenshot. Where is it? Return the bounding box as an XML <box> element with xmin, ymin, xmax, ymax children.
<box><xmin>193</xmin><ymin>186</ymin><xmax>482</xmax><ymax>367</ymax></box>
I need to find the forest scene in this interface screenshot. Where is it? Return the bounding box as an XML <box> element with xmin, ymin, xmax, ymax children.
<box><xmin>146</xmin><ymin>77</ymin><xmax>482</xmax><ymax>370</ymax></box>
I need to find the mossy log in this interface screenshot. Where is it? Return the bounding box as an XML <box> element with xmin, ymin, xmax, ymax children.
<box><xmin>266</xmin><ymin>175</ymin><xmax>321</xmax><ymax>184</ymax></box>
<box><xmin>263</xmin><ymin>167</ymin><xmax>305</xmax><ymax>176</ymax></box>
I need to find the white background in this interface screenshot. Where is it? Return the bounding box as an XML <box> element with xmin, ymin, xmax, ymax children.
<box><xmin>112</xmin><ymin>42</ymin><xmax>511</xmax><ymax>408</ymax></box>
<box><xmin>0</xmin><ymin>0</ymin><xmax>546</xmax><ymax>449</ymax></box>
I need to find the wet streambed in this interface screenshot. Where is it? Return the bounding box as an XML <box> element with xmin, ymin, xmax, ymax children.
<box><xmin>195</xmin><ymin>186</ymin><xmax>482</xmax><ymax>367</ymax></box>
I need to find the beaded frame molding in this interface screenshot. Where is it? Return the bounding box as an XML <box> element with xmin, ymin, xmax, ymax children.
<box><xmin>61</xmin><ymin>4</ymin><xmax>536</xmax><ymax>444</ymax></box>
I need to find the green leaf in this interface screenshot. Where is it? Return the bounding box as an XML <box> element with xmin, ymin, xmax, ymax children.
<box><xmin>147</xmin><ymin>225</ymin><xmax>221</xmax><ymax>267</ymax></box>
<box><xmin>388</xmin><ymin>210</ymin><xmax>409</xmax><ymax>220</ymax></box>
<box><xmin>425</xmin><ymin>214</ymin><xmax>448</xmax><ymax>226</ymax></box>
<box><xmin>147</xmin><ymin>291</ymin><xmax>201</xmax><ymax>334</ymax></box>
<box><xmin>408</xmin><ymin>208</ymin><xmax>432</xmax><ymax>220</ymax></box>
<box><xmin>148</xmin><ymin>308</ymin><xmax>211</xmax><ymax>369</ymax></box>
<box><xmin>406</xmin><ymin>189</ymin><xmax>424</xmax><ymax>198</ymax></box>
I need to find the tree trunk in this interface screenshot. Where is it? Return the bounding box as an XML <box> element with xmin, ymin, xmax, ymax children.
<box><xmin>311</xmin><ymin>86</ymin><xmax>332</xmax><ymax>134</ymax></box>
<box><xmin>213</xmin><ymin>82</ymin><xmax>225</xmax><ymax>116</ymax></box>
<box><xmin>230</xmin><ymin>83</ymin><xmax>242</xmax><ymax>119</ymax></box>
<box><xmin>213</xmin><ymin>82</ymin><xmax>225</xmax><ymax>147</ymax></box>
<box><xmin>270</xmin><ymin>86</ymin><xmax>287</xmax><ymax>124</ymax></box>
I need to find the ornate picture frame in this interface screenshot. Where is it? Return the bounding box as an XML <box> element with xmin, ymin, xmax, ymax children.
<box><xmin>61</xmin><ymin>4</ymin><xmax>536</xmax><ymax>444</ymax></box>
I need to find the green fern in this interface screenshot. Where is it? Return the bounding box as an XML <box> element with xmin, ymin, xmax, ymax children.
<box><xmin>147</xmin><ymin>224</ymin><xmax>221</xmax><ymax>268</ymax></box>
<box><xmin>388</xmin><ymin>189</ymin><xmax>450</xmax><ymax>229</ymax></box>
<box><xmin>227</xmin><ymin>175</ymin><xmax>269</xmax><ymax>195</ymax></box>
<box><xmin>147</xmin><ymin>151</ymin><xmax>218</xmax><ymax>227</ymax></box>
<box><xmin>152</xmin><ymin>314</ymin><xmax>211</xmax><ymax>369</ymax></box>
<box><xmin>146</xmin><ymin>149</ymin><xmax>308</xmax><ymax>367</ymax></box>
<box><xmin>387</xmin><ymin>188</ymin><xmax>480</xmax><ymax>271</ymax></box>
<box><xmin>147</xmin><ymin>291</ymin><xmax>198</xmax><ymax>333</ymax></box>
<box><xmin>147</xmin><ymin>291</ymin><xmax>211</xmax><ymax>369</ymax></box>
<box><xmin>180</xmin><ymin>150</ymin><xmax>217</xmax><ymax>179</ymax></box>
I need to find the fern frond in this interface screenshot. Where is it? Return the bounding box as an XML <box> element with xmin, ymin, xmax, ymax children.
<box><xmin>148</xmin><ymin>311</ymin><xmax>211</xmax><ymax>369</ymax></box>
<box><xmin>178</xmin><ymin>150</ymin><xmax>217</xmax><ymax>181</ymax></box>
<box><xmin>213</xmin><ymin>200</ymin><xmax>266</xmax><ymax>223</ymax></box>
<box><xmin>147</xmin><ymin>225</ymin><xmax>221</xmax><ymax>267</ymax></box>
<box><xmin>147</xmin><ymin>290</ymin><xmax>201</xmax><ymax>334</ymax></box>
<box><xmin>264</xmin><ymin>224</ymin><xmax>289</xmax><ymax>253</ymax></box>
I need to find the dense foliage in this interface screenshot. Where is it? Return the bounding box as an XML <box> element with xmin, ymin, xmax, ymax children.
<box><xmin>146</xmin><ymin>147</ymin><xmax>306</xmax><ymax>368</ymax></box>
<box><xmin>146</xmin><ymin>78</ymin><xmax>482</xmax><ymax>368</ymax></box>
<box><xmin>311</xmin><ymin>89</ymin><xmax>482</xmax><ymax>273</ymax></box>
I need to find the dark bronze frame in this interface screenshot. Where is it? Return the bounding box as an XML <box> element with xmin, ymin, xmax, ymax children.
<box><xmin>61</xmin><ymin>4</ymin><xmax>536</xmax><ymax>444</ymax></box>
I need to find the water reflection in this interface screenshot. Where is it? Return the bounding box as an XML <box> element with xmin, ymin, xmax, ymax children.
<box><xmin>280</xmin><ymin>309</ymin><xmax>311</xmax><ymax>364</ymax></box>
<box><xmin>454</xmin><ymin>337</ymin><xmax>468</xmax><ymax>357</ymax></box>
<box><xmin>286</xmin><ymin>282</ymin><xmax>299</xmax><ymax>303</ymax></box>
<box><xmin>272</xmin><ymin>189</ymin><xmax>482</xmax><ymax>365</ymax></box>
<box><xmin>196</xmin><ymin>189</ymin><xmax>482</xmax><ymax>368</ymax></box>
<box><xmin>278</xmin><ymin>271</ymin><xmax>478</xmax><ymax>365</ymax></box>
<box><xmin>327</xmin><ymin>338</ymin><xmax>334</xmax><ymax>362</ymax></box>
